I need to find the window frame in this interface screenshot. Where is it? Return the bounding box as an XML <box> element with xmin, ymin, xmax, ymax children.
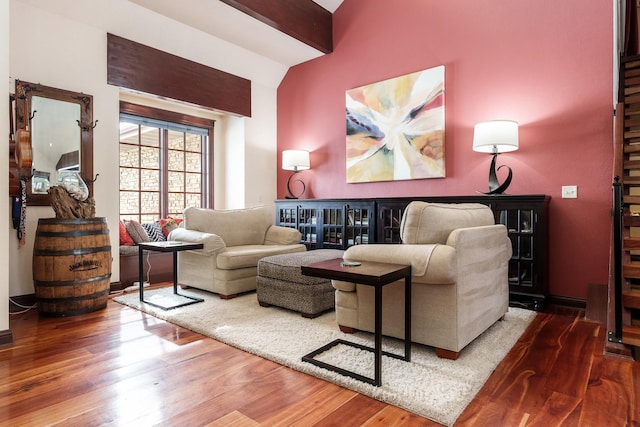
<box><xmin>119</xmin><ymin>101</ymin><xmax>214</xmax><ymax>220</ymax></box>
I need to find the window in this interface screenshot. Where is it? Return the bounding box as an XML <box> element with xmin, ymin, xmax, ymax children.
<box><xmin>119</xmin><ymin>103</ymin><xmax>214</xmax><ymax>223</ymax></box>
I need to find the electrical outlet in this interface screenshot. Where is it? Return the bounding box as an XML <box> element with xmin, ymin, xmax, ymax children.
<box><xmin>562</xmin><ymin>185</ymin><xmax>578</xmax><ymax>199</ymax></box>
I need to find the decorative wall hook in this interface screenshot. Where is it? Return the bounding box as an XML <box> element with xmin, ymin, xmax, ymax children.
<box><xmin>77</xmin><ymin>119</ymin><xmax>98</xmax><ymax>132</ymax></box>
<box><xmin>83</xmin><ymin>173</ymin><xmax>99</xmax><ymax>184</ymax></box>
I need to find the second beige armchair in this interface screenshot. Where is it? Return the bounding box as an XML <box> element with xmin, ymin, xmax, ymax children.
<box><xmin>168</xmin><ymin>206</ymin><xmax>306</xmax><ymax>298</ymax></box>
<box><xmin>333</xmin><ymin>201</ymin><xmax>512</xmax><ymax>359</ymax></box>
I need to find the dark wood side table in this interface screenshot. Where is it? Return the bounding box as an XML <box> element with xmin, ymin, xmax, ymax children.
<box><xmin>138</xmin><ymin>241</ymin><xmax>204</xmax><ymax>310</ymax></box>
<box><xmin>300</xmin><ymin>258</ymin><xmax>411</xmax><ymax>386</ymax></box>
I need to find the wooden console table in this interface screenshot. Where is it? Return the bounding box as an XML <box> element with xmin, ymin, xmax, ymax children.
<box><xmin>277</xmin><ymin>195</ymin><xmax>550</xmax><ymax>310</ymax></box>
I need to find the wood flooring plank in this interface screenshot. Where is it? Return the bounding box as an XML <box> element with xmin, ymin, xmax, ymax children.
<box><xmin>543</xmin><ymin>320</ymin><xmax>600</xmax><ymax>397</ymax></box>
<box><xmin>34</xmin><ymin>347</ymin><xmax>273</xmax><ymax>426</ymax></box>
<box><xmin>261</xmin><ymin>385</ymin><xmax>358</xmax><ymax>426</ymax></box>
<box><xmin>2</xmin><ymin>292</ymin><xmax>638</xmax><ymax>426</ymax></box>
<box><xmin>360</xmin><ymin>405</ymin><xmax>442</xmax><ymax>426</ymax></box>
<box><xmin>234</xmin><ymin>368</ymin><xmax>337</xmax><ymax>423</ymax></box>
<box><xmin>461</xmin><ymin>313</ymin><xmax>549</xmax><ymax>412</ymax></box>
<box><xmin>130</xmin><ymin>357</ymin><xmax>291</xmax><ymax>424</ymax></box>
<box><xmin>1</xmin><ymin>322</ymin><xmax>236</xmax><ymax>421</ymax></box>
<box><xmin>580</xmin><ymin>330</ymin><xmax>640</xmax><ymax>426</ymax></box>
<box><xmin>312</xmin><ymin>393</ymin><xmax>390</xmax><ymax>427</ymax></box>
<box><xmin>453</xmin><ymin>400</ymin><xmax>531</xmax><ymax>427</ymax></box>
<box><xmin>523</xmin><ymin>391</ymin><xmax>582</xmax><ymax>426</ymax></box>
<box><xmin>163</xmin><ymin>358</ymin><xmax>330</xmax><ymax>425</ymax></box>
<box><xmin>483</xmin><ymin>312</ymin><xmax>580</xmax><ymax>417</ymax></box>
<box><xmin>203</xmin><ymin>410</ymin><xmax>260</xmax><ymax>427</ymax></box>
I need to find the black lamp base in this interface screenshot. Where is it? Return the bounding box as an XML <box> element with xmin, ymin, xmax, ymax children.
<box><xmin>285</xmin><ymin>171</ymin><xmax>306</xmax><ymax>199</ymax></box>
<box><xmin>481</xmin><ymin>153</ymin><xmax>513</xmax><ymax>195</ymax></box>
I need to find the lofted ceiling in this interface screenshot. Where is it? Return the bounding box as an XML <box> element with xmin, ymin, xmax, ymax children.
<box><xmin>13</xmin><ymin>0</ymin><xmax>343</xmax><ymax>88</ymax></box>
<box><xmin>129</xmin><ymin>0</ymin><xmax>343</xmax><ymax>67</ymax></box>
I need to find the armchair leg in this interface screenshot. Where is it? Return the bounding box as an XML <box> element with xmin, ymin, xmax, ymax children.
<box><xmin>219</xmin><ymin>293</ymin><xmax>238</xmax><ymax>300</ymax></box>
<box><xmin>338</xmin><ymin>325</ymin><xmax>355</xmax><ymax>334</ymax></box>
<box><xmin>435</xmin><ymin>348</ymin><xmax>460</xmax><ymax>360</ymax></box>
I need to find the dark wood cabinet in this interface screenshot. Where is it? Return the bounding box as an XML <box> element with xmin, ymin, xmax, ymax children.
<box><xmin>492</xmin><ymin>197</ymin><xmax>550</xmax><ymax>310</ymax></box>
<box><xmin>276</xmin><ymin>200</ymin><xmax>375</xmax><ymax>250</ymax></box>
<box><xmin>276</xmin><ymin>194</ymin><xmax>550</xmax><ymax>310</ymax></box>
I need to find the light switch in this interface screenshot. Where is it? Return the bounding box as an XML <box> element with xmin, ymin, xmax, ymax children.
<box><xmin>562</xmin><ymin>185</ymin><xmax>578</xmax><ymax>199</ymax></box>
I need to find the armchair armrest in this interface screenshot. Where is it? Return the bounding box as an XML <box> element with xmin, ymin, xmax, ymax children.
<box><xmin>168</xmin><ymin>227</ymin><xmax>226</xmax><ymax>255</ymax></box>
<box><xmin>264</xmin><ymin>225</ymin><xmax>302</xmax><ymax>245</ymax></box>
<box><xmin>446</xmin><ymin>225</ymin><xmax>511</xmax><ymax>263</ymax></box>
<box><xmin>343</xmin><ymin>243</ymin><xmax>456</xmax><ymax>283</ymax></box>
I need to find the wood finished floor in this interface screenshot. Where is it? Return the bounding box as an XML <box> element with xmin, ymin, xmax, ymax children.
<box><xmin>2</xmin><ymin>289</ymin><xmax>639</xmax><ymax>426</ymax></box>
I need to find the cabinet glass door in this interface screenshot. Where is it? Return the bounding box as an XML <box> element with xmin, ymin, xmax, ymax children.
<box><xmin>377</xmin><ymin>202</ymin><xmax>405</xmax><ymax>243</ymax></box>
<box><xmin>499</xmin><ymin>208</ymin><xmax>535</xmax><ymax>290</ymax></box>
<box><xmin>299</xmin><ymin>207</ymin><xmax>318</xmax><ymax>248</ymax></box>
<box><xmin>322</xmin><ymin>207</ymin><xmax>343</xmax><ymax>248</ymax></box>
<box><xmin>345</xmin><ymin>205</ymin><xmax>371</xmax><ymax>245</ymax></box>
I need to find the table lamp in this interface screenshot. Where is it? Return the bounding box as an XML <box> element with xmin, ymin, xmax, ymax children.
<box><xmin>472</xmin><ymin>120</ymin><xmax>519</xmax><ymax>195</ymax></box>
<box><xmin>282</xmin><ymin>149</ymin><xmax>310</xmax><ymax>199</ymax></box>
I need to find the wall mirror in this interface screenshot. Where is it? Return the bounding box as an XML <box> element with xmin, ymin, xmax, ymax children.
<box><xmin>15</xmin><ymin>80</ymin><xmax>94</xmax><ymax>206</ymax></box>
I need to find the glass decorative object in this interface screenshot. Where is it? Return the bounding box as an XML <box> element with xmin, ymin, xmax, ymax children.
<box><xmin>55</xmin><ymin>170</ymin><xmax>89</xmax><ymax>201</ymax></box>
<box><xmin>32</xmin><ymin>170</ymin><xmax>50</xmax><ymax>194</ymax></box>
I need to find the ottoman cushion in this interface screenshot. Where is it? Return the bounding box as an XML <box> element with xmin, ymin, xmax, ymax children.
<box><xmin>258</xmin><ymin>249</ymin><xmax>344</xmax><ymax>285</ymax></box>
<box><xmin>256</xmin><ymin>249</ymin><xmax>344</xmax><ymax>317</ymax></box>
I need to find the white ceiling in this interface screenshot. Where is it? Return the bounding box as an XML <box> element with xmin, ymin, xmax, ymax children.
<box><xmin>129</xmin><ymin>0</ymin><xmax>344</xmax><ymax>67</ymax></box>
<box><xmin>313</xmin><ymin>0</ymin><xmax>343</xmax><ymax>13</ymax></box>
<box><xmin>14</xmin><ymin>0</ymin><xmax>344</xmax><ymax>87</ymax></box>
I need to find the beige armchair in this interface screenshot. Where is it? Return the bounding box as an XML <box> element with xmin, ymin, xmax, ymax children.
<box><xmin>333</xmin><ymin>201</ymin><xmax>511</xmax><ymax>359</ymax></box>
<box><xmin>168</xmin><ymin>206</ymin><xmax>306</xmax><ymax>298</ymax></box>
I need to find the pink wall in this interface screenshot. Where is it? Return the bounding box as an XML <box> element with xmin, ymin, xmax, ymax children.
<box><xmin>277</xmin><ymin>0</ymin><xmax>614</xmax><ymax>300</ymax></box>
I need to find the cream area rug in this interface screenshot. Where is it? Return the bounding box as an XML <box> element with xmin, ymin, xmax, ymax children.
<box><xmin>114</xmin><ymin>287</ymin><xmax>536</xmax><ymax>426</ymax></box>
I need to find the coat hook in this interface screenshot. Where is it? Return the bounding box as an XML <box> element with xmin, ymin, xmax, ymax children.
<box><xmin>84</xmin><ymin>173</ymin><xmax>99</xmax><ymax>184</ymax></box>
<box><xmin>76</xmin><ymin>119</ymin><xmax>98</xmax><ymax>131</ymax></box>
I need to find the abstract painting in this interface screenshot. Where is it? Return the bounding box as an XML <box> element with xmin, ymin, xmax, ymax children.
<box><xmin>346</xmin><ymin>65</ymin><xmax>445</xmax><ymax>183</ymax></box>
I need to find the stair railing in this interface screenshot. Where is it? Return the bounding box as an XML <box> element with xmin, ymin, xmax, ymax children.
<box><xmin>609</xmin><ymin>176</ymin><xmax>624</xmax><ymax>343</ymax></box>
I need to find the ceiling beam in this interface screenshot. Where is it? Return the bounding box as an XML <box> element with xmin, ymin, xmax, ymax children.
<box><xmin>220</xmin><ymin>0</ymin><xmax>333</xmax><ymax>54</ymax></box>
<box><xmin>107</xmin><ymin>34</ymin><xmax>251</xmax><ymax>117</ymax></box>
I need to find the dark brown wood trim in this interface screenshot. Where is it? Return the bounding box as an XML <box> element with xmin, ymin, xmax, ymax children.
<box><xmin>9</xmin><ymin>294</ymin><xmax>36</xmax><ymax>308</ymax></box>
<box><xmin>220</xmin><ymin>0</ymin><xmax>333</xmax><ymax>54</ymax></box>
<box><xmin>119</xmin><ymin>102</ymin><xmax>215</xmax><ymax>129</ymax></box>
<box><xmin>107</xmin><ymin>34</ymin><xmax>251</xmax><ymax>117</ymax></box>
<box><xmin>110</xmin><ymin>282</ymin><xmax>125</xmax><ymax>293</ymax></box>
<box><xmin>0</xmin><ymin>329</ymin><xmax>14</xmax><ymax>347</ymax></box>
<box><xmin>548</xmin><ymin>295</ymin><xmax>586</xmax><ymax>309</ymax></box>
<box><xmin>14</xmin><ymin>80</ymin><xmax>94</xmax><ymax>205</ymax></box>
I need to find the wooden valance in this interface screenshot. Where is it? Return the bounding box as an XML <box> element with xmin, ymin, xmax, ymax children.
<box><xmin>107</xmin><ymin>34</ymin><xmax>251</xmax><ymax>117</ymax></box>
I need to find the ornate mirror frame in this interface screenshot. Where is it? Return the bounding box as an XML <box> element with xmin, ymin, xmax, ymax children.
<box><xmin>14</xmin><ymin>80</ymin><xmax>94</xmax><ymax>206</ymax></box>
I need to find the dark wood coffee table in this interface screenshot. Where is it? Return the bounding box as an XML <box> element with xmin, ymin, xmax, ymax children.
<box><xmin>138</xmin><ymin>241</ymin><xmax>205</xmax><ymax>310</ymax></box>
<box><xmin>300</xmin><ymin>258</ymin><xmax>411</xmax><ymax>386</ymax></box>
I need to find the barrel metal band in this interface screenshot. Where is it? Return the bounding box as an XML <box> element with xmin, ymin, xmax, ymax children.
<box><xmin>33</xmin><ymin>246</ymin><xmax>112</xmax><ymax>256</ymax></box>
<box><xmin>36</xmin><ymin>229</ymin><xmax>109</xmax><ymax>238</ymax></box>
<box><xmin>33</xmin><ymin>273</ymin><xmax>112</xmax><ymax>287</ymax></box>
<box><xmin>36</xmin><ymin>288</ymin><xmax>109</xmax><ymax>303</ymax></box>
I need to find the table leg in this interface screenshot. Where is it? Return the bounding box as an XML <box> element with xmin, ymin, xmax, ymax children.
<box><xmin>138</xmin><ymin>247</ymin><xmax>144</xmax><ymax>302</ymax></box>
<box><xmin>405</xmin><ymin>275</ymin><xmax>411</xmax><ymax>361</ymax></box>
<box><xmin>173</xmin><ymin>251</ymin><xmax>178</xmax><ymax>294</ymax></box>
<box><xmin>374</xmin><ymin>284</ymin><xmax>382</xmax><ymax>386</ymax></box>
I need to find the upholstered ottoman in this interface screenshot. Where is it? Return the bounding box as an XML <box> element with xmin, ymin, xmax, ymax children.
<box><xmin>257</xmin><ymin>249</ymin><xmax>344</xmax><ymax>318</ymax></box>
